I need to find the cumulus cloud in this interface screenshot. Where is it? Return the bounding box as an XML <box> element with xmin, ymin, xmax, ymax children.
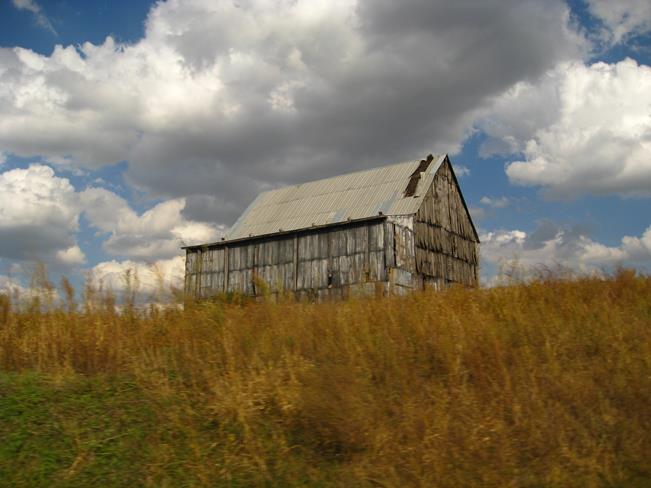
<box><xmin>90</xmin><ymin>255</ymin><xmax>185</xmax><ymax>295</ymax></box>
<box><xmin>480</xmin><ymin>221</ymin><xmax>651</xmax><ymax>282</ymax></box>
<box><xmin>586</xmin><ymin>0</ymin><xmax>651</xmax><ymax>44</ymax></box>
<box><xmin>0</xmin><ymin>164</ymin><xmax>82</xmax><ymax>266</ymax></box>
<box><xmin>0</xmin><ymin>274</ymin><xmax>26</xmax><ymax>295</ymax></box>
<box><xmin>80</xmin><ymin>188</ymin><xmax>222</xmax><ymax>259</ymax></box>
<box><xmin>56</xmin><ymin>245</ymin><xmax>86</xmax><ymax>265</ymax></box>
<box><xmin>11</xmin><ymin>0</ymin><xmax>56</xmax><ymax>35</ymax></box>
<box><xmin>480</xmin><ymin>59</ymin><xmax>651</xmax><ymax>198</ymax></box>
<box><xmin>0</xmin><ymin>0</ymin><xmax>585</xmax><ymax>227</ymax></box>
<box><xmin>0</xmin><ymin>163</ymin><xmax>220</xmax><ymax>267</ymax></box>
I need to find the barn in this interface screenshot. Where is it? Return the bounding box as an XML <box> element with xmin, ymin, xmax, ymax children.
<box><xmin>183</xmin><ymin>154</ymin><xmax>479</xmax><ymax>300</ymax></box>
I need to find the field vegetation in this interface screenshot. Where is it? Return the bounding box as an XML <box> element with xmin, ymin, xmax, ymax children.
<box><xmin>1</xmin><ymin>269</ymin><xmax>650</xmax><ymax>487</ymax></box>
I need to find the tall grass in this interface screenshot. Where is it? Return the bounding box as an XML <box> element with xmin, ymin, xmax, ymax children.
<box><xmin>1</xmin><ymin>270</ymin><xmax>650</xmax><ymax>486</ymax></box>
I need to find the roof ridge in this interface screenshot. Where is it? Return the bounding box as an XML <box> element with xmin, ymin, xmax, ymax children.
<box><xmin>260</xmin><ymin>155</ymin><xmax>445</xmax><ymax>196</ymax></box>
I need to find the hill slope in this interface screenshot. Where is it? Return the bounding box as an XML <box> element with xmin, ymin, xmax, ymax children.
<box><xmin>1</xmin><ymin>271</ymin><xmax>650</xmax><ymax>486</ymax></box>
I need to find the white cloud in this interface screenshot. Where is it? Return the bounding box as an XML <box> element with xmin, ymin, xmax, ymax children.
<box><xmin>56</xmin><ymin>245</ymin><xmax>86</xmax><ymax>265</ymax></box>
<box><xmin>0</xmin><ymin>164</ymin><xmax>80</xmax><ymax>265</ymax></box>
<box><xmin>0</xmin><ymin>0</ymin><xmax>585</xmax><ymax>226</ymax></box>
<box><xmin>452</xmin><ymin>164</ymin><xmax>470</xmax><ymax>177</ymax></box>
<box><xmin>586</xmin><ymin>0</ymin><xmax>651</xmax><ymax>44</ymax></box>
<box><xmin>79</xmin><ymin>188</ymin><xmax>222</xmax><ymax>259</ymax></box>
<box><xmin>480</xmin><ymin>196</ymin><xmax>509</xmax><ymax>208</ymax></box>
<box><xmin>581</xmin><ymin>226</ymin><xmax>651</xmax><ymax>264</ymax></box>
<box><xmin>90</xmin><ymin>255</ymin><xmax>185</xmax><ymax>296</ymax></box>
<box><xmin>0</xmin><ymin>165</ymin><xmax>75</xmax><ymax>227</ymax></box>
<box><xmin>480</xmin><ymin>59</ymin><xmax>651</xmax><ymax>197</ymax></box>
<box><xmin>0</xmin><ymin>274</ymin><xmax>26</xmax><ymax>295</ymax></box>
<box><xmin>0</xmin><ymin>163</ymin><xmax>220</xmax><ymax>266</ymax></box>
<box><xmin>12</xmin><ymin>0</ymin><xmax>56</xmax><ymax>35</ymax></box>
<box><xmin>480</xmin><ymin>222</ymin><xmax>651</xmax><ymax>282</ymax></box>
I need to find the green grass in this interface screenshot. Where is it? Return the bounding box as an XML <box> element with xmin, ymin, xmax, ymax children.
<box><xmin>0</xmin><ymin>373</ymin><xmax>348</xmax><ymax>487</ymax></box>
<box><xmin>0</xmin><ymin>374</ymin><xmax>155</xmax><ymax>487</ymax></box>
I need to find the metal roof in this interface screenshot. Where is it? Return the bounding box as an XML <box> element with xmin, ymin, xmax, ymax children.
<box><xmin>224</xmin><ymin>154</ymin><xmax>447</xmax><ymax>241</ymax></box>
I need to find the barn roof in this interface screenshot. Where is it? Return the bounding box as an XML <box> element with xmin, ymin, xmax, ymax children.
<box><xmin>221</xmin><ymin>154</ymin><xmax>448</xmax><ymax>242</ymax></box>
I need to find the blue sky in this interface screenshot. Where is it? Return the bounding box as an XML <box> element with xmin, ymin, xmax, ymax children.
<box><xmin>0</xmin><ymin>0</ymin><xmax>649</xmax><ymax>294</ymax></box>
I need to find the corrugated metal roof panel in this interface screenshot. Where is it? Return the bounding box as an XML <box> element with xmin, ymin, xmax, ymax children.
<box><xmin>226</xmin><ymin>155</ymin><xmax>446</xmax><ymax>240</ymax></box>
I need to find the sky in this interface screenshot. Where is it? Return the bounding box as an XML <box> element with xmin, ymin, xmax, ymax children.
<box><xmin>0</xmin><ymin>0</ymin><xmax>650</xmax><ymax>295</ymax></box>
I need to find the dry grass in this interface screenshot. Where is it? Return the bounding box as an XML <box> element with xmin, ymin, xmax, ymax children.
<box><xmin>1</xmin><ymin>270</ymin><xmax>650</xmax><ymax>487</ymax></box>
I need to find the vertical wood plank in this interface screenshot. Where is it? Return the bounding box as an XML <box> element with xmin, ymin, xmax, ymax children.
<box><xmin>293</xmin><ymin>234</ymin><xmax>298</xmax><ymax>291</ymax></box>
<box><xmin>223</xmin><ymin>245</ymin><xmax>229</xmax><ymax>292</ymax></box>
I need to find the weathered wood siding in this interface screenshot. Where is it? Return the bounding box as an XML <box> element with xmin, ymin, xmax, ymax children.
<box><xmin>185</xmin><ymin>220</ymin><xmax>387</xmax><ymax>298</ymax></box>
<box><xmin>185</xmin><ymin>246</ymin><xmax>226</xmax><ymax>297</ymax></box>
<box><xmin>383</xmin><ymin>216</ymin><xmax>419</xmax><ymax>293</ymax></box>
<box><xmin>414</xmin><ymin>160</ymin><xmax>479</xmax><ymax>287</ymax></box>
<box><xmin>185</xmin><ymin>157</ymin><xmax>480</xmax><ymax>299</ymax></box>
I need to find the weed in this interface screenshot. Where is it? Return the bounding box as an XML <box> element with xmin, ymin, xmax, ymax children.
<box><xmin>0</xmin><ymin>270</ymin><xmax>650</xmax><ymax>486</ymax></box>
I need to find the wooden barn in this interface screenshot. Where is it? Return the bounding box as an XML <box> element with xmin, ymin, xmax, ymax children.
<box><xmin>184</xmin><ymin>154</ymin><xmax>479</xmax><ymax>300</ymax></box>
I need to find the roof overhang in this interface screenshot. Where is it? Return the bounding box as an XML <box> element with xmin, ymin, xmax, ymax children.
<box><xmin>181</xmin><ymin>214</ymin><xmax>388</xmax><ymax>250</ymax></box>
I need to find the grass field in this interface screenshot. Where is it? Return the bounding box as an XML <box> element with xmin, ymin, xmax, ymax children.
<box><xmin>1</xmin><ymin>270</ymin><xmax>650</xmax><ymax>487</ymax></box>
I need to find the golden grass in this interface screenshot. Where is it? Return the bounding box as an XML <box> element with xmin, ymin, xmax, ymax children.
<box><xmin>1</xmin><ymin>270</ymin><xmax>650</xmax><ymax>486</ymax></box>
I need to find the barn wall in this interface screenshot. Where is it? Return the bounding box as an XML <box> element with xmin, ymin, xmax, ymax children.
<box><xmin>185</xmin><ymin>158</ymin><xmax>480</xmax><ymax>298</ymax></box>
<box><xmin>383</xmin><ymin>216</ymin><xmax>420</xmax><ymax>294</ymax></box>
<box><xmin>185</xmin><ymin>220</ymin><xmax>387</xmax><ymax>299</ymax></box>
<box><xmin>414</xmin><ymin>160</ymin><xmax>479</xmax><ymax>287</ymax></box>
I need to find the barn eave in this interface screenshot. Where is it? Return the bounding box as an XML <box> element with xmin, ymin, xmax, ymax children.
<box><xmin>181</xmin><ymin>214</ymin><xmax>389</xmax><ymax>250</ymax></box>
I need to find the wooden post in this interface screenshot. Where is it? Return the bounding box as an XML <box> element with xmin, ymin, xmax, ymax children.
<box><xmin>223</xmin><ymin>245</ymin><xmax>229</xmax><ymax>292</ymax></box>
<box><xmin>365</xmin><ymin>225</ymin><xmax>371</xmax><ymax>281</ymax></box>
<box><xmin>293</xmin><ymin>235</ymin><xmax>298</xmax><ymax>291</ymax></box>
<box><xmin>184</xmin><ymin>250</ymin><xmax>191</xmax><ymax>296</ymax></box>
<box><xmin>196</xmin><ymin>248</ymin><xmax>202</xmax><ymax>297</ymax></box>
